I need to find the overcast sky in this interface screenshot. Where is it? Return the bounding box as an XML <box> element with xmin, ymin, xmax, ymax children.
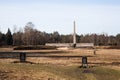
<box><xmin>0</xmin><ymin>0</ymin><xmax>120</xmax><ymax>35</ymax></box>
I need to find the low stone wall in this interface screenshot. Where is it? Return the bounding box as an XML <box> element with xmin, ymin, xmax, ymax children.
<box><xmin>46</xmin><ymin>43</ymin><xmax>72</xmax><ymax>47</ymax></box>
<box><xmin>46</xmin><ymin>43</ymin><xmax>94</xmax><ymax>47</ymax></box>
<box><xmin>77</xmin><ymin>43</ymin><xmax>94</xmax><ymax>47</ymax></box>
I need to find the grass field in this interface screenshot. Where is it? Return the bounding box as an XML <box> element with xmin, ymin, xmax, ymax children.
<box><xmin>0</xmin><ymin>47</ymin><xmax>120</xmax><ymax>80</ymax></box>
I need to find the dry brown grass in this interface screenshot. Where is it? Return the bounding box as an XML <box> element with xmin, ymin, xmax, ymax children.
<box><xmin>0</xmin><ymin>48</ymin><xmax>120</xmax><ymax>67</ymax></box>
<box><xmin>0</xmin><ymin>47</ymin><xmax>120</xmax><ymax>80</ymax></box>
<box><xmin>2</xmin><ymin>48</ymin><xmax>117</xmax><ymax>68</ymax></box>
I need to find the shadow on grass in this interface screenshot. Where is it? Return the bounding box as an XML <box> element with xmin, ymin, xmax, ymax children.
<box><xmin>89</xmin><ymin>62</ymin><xmax>120</xmax><ymax>66</ymax></box>
<box><xmin>74</xmin><ymin>62</ymin><xmax>120</xmax><ymax>66</ymax></box>
<box><xmin>13</xmin><ymin>61</ymin><xmax>35</xmax><ymax>64</ymax></box>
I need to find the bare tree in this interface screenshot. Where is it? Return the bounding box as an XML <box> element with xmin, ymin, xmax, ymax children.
<box><xmin>22</xmin><ymin>22</ymin><xmax>35</xmax><ymax>45</ymax></box>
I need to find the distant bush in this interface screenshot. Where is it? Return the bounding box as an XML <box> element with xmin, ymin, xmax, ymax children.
<box><xmin>13</xmin><ymin>45</ymin><xmax>56</xmax><ymax>50</ymax></box>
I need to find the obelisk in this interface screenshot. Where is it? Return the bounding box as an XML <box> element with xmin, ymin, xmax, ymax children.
<box><xmin>73</xmin><ymin>21</ymin><xmax>76</xmax><ymax>48</ymax></box>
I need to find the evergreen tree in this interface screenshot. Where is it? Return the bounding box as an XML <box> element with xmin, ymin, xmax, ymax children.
<box><xmin>6</xmin><ymin>28</ymin><xmax>13</xmax><ymax>45</ymax></box>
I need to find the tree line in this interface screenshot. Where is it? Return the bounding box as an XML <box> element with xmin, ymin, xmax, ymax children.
<box><xmin>0</xmin><ymin>22</ymin><xmax>120</xmax><ymax>46</ymax></box>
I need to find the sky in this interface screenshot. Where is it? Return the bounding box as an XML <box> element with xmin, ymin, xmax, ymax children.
<box><xmin>0</xmin><ymin>0</ymin><xmax>120</xmax><ymax>35</ymax></box>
